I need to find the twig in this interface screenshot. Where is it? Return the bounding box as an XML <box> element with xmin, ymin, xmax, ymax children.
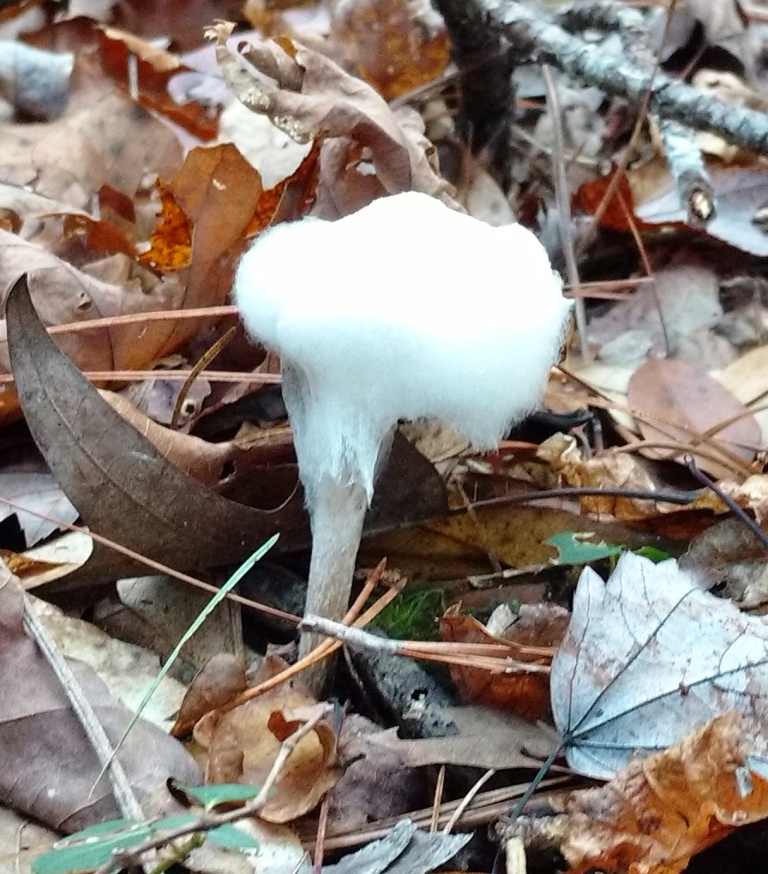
<box><xmin>312</xmin><ymin>792</ymin><xmax>332</xmax><ymax>874</ymax></box>
<box><xmin>559</xmin><ymin>1</ymin><xmax>714</xmax><ymax>226</ymax></box>
<box><xmin>443</xmin><ymin>768</ymin><xmax>497</xmax><ymax>834</ymax></box>
<box><xmin>93</xmin><ymin>704</ymin><xmax>333</xmax><ymax>874</ymax></box>
<box><xmin>686</xmin><ymin>457</ymin><xmax>768</xmax><ymax>553</ymax></box>
<box><xmin>540</xmin><ymin>63</ymin><xmax>588</xmax><ymax>361</ymax></box>
<box><xmin>0</xmin><ymin>370</ymin><xmax>279</xmax><ymax>385</ymax></box>
<box><xmin>0</xmin><ymin>495</ymin><xmax>300</xmax><ymax>625</ymax></box>
<box><xmin>170</xmin><ymin>326</ymin><xmax>237</xmax><ymax>429</ymax></box>
<box><xmin>430</xmin><ymin>766</ymin><xmax>446</xmax><ymax>833</ymax></box>
<box><xmin>299</xmin><ymin>615</ymin><xmax>552</xmax><ymax>673</ymax></box>
<box><xmin>481</xmin><ymin>0</ymin><xmax>768</xmax><ymax>156</ymax></box>
<box><xmin>309</xmin><ymin>777</ymin><xmax>573</xmax><ymax>851</ymax></box>
<box><xmin>22</xmin><ymin>604</ymin><xmax>143</xmax><ymax>822</ymax></box>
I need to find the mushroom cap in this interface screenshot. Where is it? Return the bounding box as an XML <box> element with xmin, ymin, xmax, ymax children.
<box><xmin>235</xmin><ymin>192</ymin><xmax>572</xmax><ymax>500</ymax></box>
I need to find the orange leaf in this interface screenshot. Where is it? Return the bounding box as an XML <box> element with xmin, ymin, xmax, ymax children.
<box><xmin>138</xmin><ymin>181</ymin><xmax>192</xmax><ymax>272</ymax></box>
<box><xmin>563</xmin><ymin>713</ymin><xmax>768</xmax><ymax>874</ymax></box>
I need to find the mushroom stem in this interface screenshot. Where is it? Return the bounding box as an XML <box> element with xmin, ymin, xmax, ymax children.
<box><xmin>299</xmin><ymin>470</ymin><xmax>368</xmax><ymax>689</ymax></box>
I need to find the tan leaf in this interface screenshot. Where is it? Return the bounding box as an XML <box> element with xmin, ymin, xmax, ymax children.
<box><xmin>563</xmin><ymin>713</ymin><xmax>768</xmax><ymax>874</ymax></box>
<box><xmin>207</xmin><ymin>23</ymin><xmax>454</xmax><ymax>216</ymax></box>
<box><xmin>197</xmin><ymin>655</ymin><xmax>341</xmax><ymax>822</ymax></box>
<box><xmin>627</xmin><ymin>357</ymin><xmax>759</xmax><ymax>481</ymax></box>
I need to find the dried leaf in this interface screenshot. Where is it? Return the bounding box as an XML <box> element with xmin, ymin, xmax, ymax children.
<box><xmin>207</xmin><ymin>24</ymin><xmax>453</xmax><ymax>216</ymax></box>
<box><xmin>440</xmin><ymin>605</ymin><xmax>568</xmax><ymax>721</ymax></box>
<box><xmin>172</xmin><ymin>654</ymin><xmax>247</xmax><ymax>738</ymax></box>
<box><xmin>628</xmin><ymin>357</ymin><xmax>759</xmax><ymax>480</ymax></box>
<box><xmin>332</xmin><ymin>0</ymin><xmax>450</xmax><ymax>101</ymax></box>
<box><xmin>562</xmin><ymin>713</ymin><xmax>768</xmax><ymax>874</ymax></box>
<box><xmin>365</xmin><ymin>705</ymin><xmax>557</xmax><ymax>771</ymax></box>
<box><xmin>551</xmin><ymin>552</ymin><xmax>768</xmax><ymax>779</ymax></box>
<box><xmin>0</xmin><ymin>92</ymin><xmax>182</xmax><ymax>206</ymax></box>
<box><xmin>98</xmin><ymin>28</ymin><xmax>220</xmax><ymax>139</ymax></box>
<box><xmin>0</xmin><ymin>454</ymin><xmax>77</xmax><ymax>547</ymax></box>
<box><xmin>307</xmin><ymin>818</ymin><xmax>470</xmax><ymax>874</ymax></box>
<box><xmin>328</xmin><ymin>714</ymin><xmax>425</xmax><ymax>832</ymax></box>
<box><xmin>197</xmin><ymin>656</ymin><xmax>341</xmax><ymax>822</ymax></box>
<box><xmin>99</xmin><ymin>390</ymin><xmax>243</xmax><ymax>488</ymax></box>
<box><xmin>0</xmin><ymin>561</ymin><xmax>200</xmax><ymax>833</ymax></box>
<box><xmin>6</xmin><ymin>275</ymin><xmax>307</xmax><ymax>573</ymax></box>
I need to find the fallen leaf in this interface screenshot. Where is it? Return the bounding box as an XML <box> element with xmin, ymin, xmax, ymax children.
<box><xmin>0</xmin><ymin>91</ymin><xmax>182</xmax><ymax>206</ymax></box>
<box><xmin>0</xmin><ymin>560</ymin><xmax>201</xmax><ymax>833</ymax></box>
<box><xmin>6</xmin><ymin>275</ymin><xmax>308</xmax><ymax>574</ymax></box>
<box><xmin>208</xmin><ymin>24</ymin><xmax>454</xmax><ymax>217</ymax></box>
<box><xmin>0</xmin><ymin>452</ymin><xmax>77</xmax><ymax>547</ymax></box>
<box><xmin>332</xmin><ymin>0</ymin><xmax>450</xmax><ymax>101</ymax></box>
<box><xmin>562</xmin><ymin>712</ymin><xmax>768</xmax><ymax>874</ymax></box>
<box><xmin>440</xmin><ymin>605</ymin><xmax>568</xmax><ymax>720</ymax></box>
<box><xmin>366</xmin><ymin>705</ymin><xmax>558</xmax><ymax>771</ymax></box>
<box><xmin>627</xmin><ymin>357</ymin><xmax>759</xmax><ymax>480</ymax></box>
<box><xmin>195</xmin><ymin>655</ymin><xmax>341</xmax><ymax>822</ymax></box>
<box><xmin>172</xmin><ymin>654</ymin><xmax>247</xmax><ymax>738</ymax></box>
<box><xmin>99</xmin><ymin>390</ymin><xmax>244</xmax><ymax>488</ymax></box>
<box><xmin>303</xmin><ymin>818</ymin><xmax>470</xmax><ymax>874</ymax></box>
<box><xmin>551</xmin><ymin>552</ymin><xmax>768</xmax><ymax>779</ymax></box>
<box><xmin>327</xmin><ymin>714</ymin><xmax>425</xmax><ymax>833</ymax></box>
<box><xmin>98</xmin><ymin>27</ymin><xmax>221</xmax><ymax>139</ymax></box>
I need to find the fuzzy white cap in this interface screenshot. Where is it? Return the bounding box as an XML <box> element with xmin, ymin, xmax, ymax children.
<box><xmin>235</xmin><ymin>192</ymin><xmax>572</xmax><ymax>502</ymax></box>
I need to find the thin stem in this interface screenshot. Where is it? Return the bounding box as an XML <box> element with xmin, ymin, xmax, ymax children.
<box><xmin>299</xmin><ymin>473</ymin><xmax>369</xmax><ymax>692</ymax></box>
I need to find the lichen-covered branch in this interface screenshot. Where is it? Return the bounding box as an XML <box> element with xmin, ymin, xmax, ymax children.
<box><xmin>479</xmin><ymin>0</ymin><xmax>768</xmax><ymax>157</ymax></box>
<box><xmin>558</xmin><ymin>1</ymin><xmax>715</xmax><ymax>224</ymax></box>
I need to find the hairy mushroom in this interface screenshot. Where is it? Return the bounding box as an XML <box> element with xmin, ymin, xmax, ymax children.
<box><xmin>235</xmin><ymin>192</ymin><xmax>572</xmax><ymax>690</ymax></box>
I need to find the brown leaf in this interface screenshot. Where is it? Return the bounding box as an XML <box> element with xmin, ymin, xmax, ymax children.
<box><xmin>0</xmin><ymin>560</ymin><xmax>201</xmax><ymax>833</ymax></box>
<box><xmin>150</xmin><ymin>144</ymin><xmax>273</xmax><ymax>358</ymax></box>
<box><xmin>440</xmin><ymin>605</ymin><xmax>567</xmax><ymax>721</ymax></box>
<box><xmin>99</xmin><ymin>390</ymin><xmax>242</xmax><ymax>487</ymax></box>
<box><xmin>332</xmin><ymin>0</ymin><xmax>450</xmax><ymax>101</ymax></box>
<box><xmin>627</xmin><ymin>357</ymin><xmax>759</xmax><ymax>481</ymax></box>
<box><xmin>6</xmin><ymin>275</ymin><xmax>307</xmax><ymax>574</ymax></box>
<box><xmin>208</xmin><ymin>24</ymin><xmax>454</xmax><ymax>216</ymax></box>
<box><xmin>198</xmin><ymin>655</ymin><xmax>341</xmax><ymax>822</ymax></box>
<box><xmin>0</xmin><ymin>230</ymin><xmax>189</xmax><ymax>420</ymax></box>
<box><xmin>562</xmin><ymin>713</ymin><xmax>768</xmax><ymax>874</ymax></box>
<box><xmin>172</xmin><ymin>654</ymin><xmax>247</xmax><ymax>738</ymax></box>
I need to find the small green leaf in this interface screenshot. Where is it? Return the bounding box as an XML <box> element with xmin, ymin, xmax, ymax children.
<box><xmin>545</xmin><ymin>532</ymin><xmax>622</xmax><ymax>565</ymax></box>
<box><xmin>172</xmin><ymin>783</ymin><xmax>261</xmax><ymax>811</ymax></box>
<box><xmin>208</xmin><ymin>824</ymin><xmax>260</xmax><ymax>850</ymax></box>
<box><xmin>33</xmin><ymin>824</ymin><xmax>152</xmax><ymax>874</ymax></box>
<box><xmin>32</xmin><ymin>815</ymin><xmax>202</xmax><ymax>874</ymax></box>
<box><xmin>634</xmin><ymin>545</ymin><xmax>672</xmax><ymax>563</ymax></box>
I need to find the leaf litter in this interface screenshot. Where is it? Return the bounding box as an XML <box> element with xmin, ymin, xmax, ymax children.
<box><xmin>8</xmin><ymin>1</ymin><xmax>768</xmax><ymax>873</ymax></box>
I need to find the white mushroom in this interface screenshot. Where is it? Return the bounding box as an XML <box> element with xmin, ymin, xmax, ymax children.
<box><xmin>235</xmin><ymin>192</ymin><xmax>571</xmax><ymax>690</ymax></box>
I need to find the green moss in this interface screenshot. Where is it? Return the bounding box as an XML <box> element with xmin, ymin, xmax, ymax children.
<box><xmin>372</xmin><ymin>587</ymin><xmax>446</xmax><ymax>641</ymax></box>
